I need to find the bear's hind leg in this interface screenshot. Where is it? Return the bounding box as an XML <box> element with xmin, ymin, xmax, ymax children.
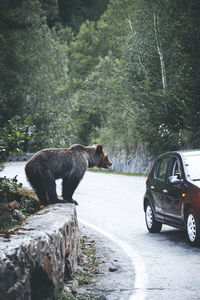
<box><xmin>62</xmin><ymin>176</ymin><xmax>80</xmax><ymax>205</ymax></box>
<box><xmin>35</xmin><ymin>186</ymin><xmax>48</xmax><ymax>205</ymax></box>
<box><xmin>27</xmin><ymin>175</ymin><xmax>48</xmax><ymax>205</ymax></box>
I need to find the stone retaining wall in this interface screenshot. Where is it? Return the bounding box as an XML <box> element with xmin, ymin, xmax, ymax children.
<box><xmin>7</xmin><ymin>153</ymin><xmax>33</xmax><ymax>162</ymax></box>
<box><xmin>108</xmin><ymin>147</ymin><xmax>154</xmax><ymax>174</ymax></box>
<box><xmin>0</xmin><ymin>204</ymin><xmax>79</xmax><ymax>300</ymax></box>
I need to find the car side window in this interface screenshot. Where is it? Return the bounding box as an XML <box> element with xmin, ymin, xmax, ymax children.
<box><xmin>155</xmin><ymin>156</ymin><xmax>170</xmax><ymax>181</ymax></box>
<box><xmin>171</xmin><ymin>157</ymin><xmax>183</xmax><ymax>179</ymax></box>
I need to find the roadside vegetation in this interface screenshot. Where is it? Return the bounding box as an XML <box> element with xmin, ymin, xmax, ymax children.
<box><xmin>58</xmin><ymin>234</ymin><xmax>109</xmax><ymax>300</ymax></box>
<box><xmin>0</xmin><ymin>0</ymin><xmax>199</xmax><ymax>171</ymax></box>
<box><xmin>0</xmin><ymin>176</ymin><xmax>40</xmax><ymax>231</ymax></box>
<box><xmin>88</xmin><ymin>168</ymin><xmax>147</xmax><ymax>177</ymax></box>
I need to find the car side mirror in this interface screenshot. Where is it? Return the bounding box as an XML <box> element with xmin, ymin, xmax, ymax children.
<box><xmin>169</xmin><ymin>175</ymin><xmax>183</xmax><ymax>184</ymax></box>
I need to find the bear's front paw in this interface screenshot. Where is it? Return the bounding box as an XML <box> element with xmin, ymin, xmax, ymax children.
<box><xmin>71</xmin><ymin>199</ymin><xmax>79</xmax><ymax>206</ymax></box>
<box><xmin>63</xmin><ymin>199</ymin><xmax>79</xmax><ymax>205</ymax></box>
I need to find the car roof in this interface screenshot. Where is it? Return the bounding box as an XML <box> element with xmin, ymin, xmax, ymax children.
<box><xmin>176</xmin><ymin>149</ymin><xmax>200</xmax><ymax>157</ymax></box>
<box><xmin>157</xmin><ymin>149</ymin><xmax>200</xmax><ymax>160</ymax></box>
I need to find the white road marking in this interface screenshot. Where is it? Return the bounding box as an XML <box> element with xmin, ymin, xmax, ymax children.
<box><xmin>79</xmin><ymin>218</ymin><xmax>147</xmax><ymax>300</ymax></box>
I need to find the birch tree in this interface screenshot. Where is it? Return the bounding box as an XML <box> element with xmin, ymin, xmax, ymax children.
<box><xmin>153</xmin><ymin>12</ymin><xmax>167</xmax><ymax>92</ymax></box>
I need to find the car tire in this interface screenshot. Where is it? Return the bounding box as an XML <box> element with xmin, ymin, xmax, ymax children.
<box><xmin>145</xmin><ymin>201</ymin><xmax>162</xmax><ymax>233</ymax></box>
<box><xmin>186</xmin><ymin>209</ymin><xmax>200</xmax><ymax>246</ymax></box>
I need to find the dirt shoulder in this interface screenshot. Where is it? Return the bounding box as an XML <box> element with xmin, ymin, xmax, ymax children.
<box><xmin>59</xmin><ymin>224</ymin><xmax>134</xmax><ymax>300</ymax></box>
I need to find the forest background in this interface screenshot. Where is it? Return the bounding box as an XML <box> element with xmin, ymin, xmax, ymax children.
<box><xmin>0</xmin><ymin>0</ymin><xmax>200</xmax><ymax>168</ymax></box>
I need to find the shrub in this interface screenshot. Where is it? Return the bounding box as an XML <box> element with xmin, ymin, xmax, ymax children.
<box><xmin>0</xmin><ymin>176</ymin><xmax>40</xmax><ymax>230</ymax></box>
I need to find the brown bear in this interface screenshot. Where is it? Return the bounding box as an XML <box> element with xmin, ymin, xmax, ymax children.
<box><xmin>25</xmin><ymin>144</ymin><xmax>112</xmax><ymax>205</ymax></box>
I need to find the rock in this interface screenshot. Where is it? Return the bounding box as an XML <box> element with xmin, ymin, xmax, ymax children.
<box><xmin>0</xmin><ymin>203</ymin><xmax>79</xmax><ymax>300</ymax></box>
<box><xmin>109</xmin><ymin>266</ymin><xmax>118</xmax><ymax>272</ymax></box>
<box><xmin>92</xmin><ymin>268</ymin><xmax>99</xmax><ymax>274</ymax></box>
<box><xmin>63</xmin><ymin>284</ymin><xmax>71</xmax><ymax>294</ymax></box>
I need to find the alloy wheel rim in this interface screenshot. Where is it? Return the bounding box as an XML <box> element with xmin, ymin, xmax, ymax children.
<box><xmin>146</xmin><ymin>205</ymin><xmax>153</xmax><ymax>228</ymax></box>
<box><xmin>187</xmin><ymin>213</ymin><xmax>196</xmax><ymax>242</ymax></box>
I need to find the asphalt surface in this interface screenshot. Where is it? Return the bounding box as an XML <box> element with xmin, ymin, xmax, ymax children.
<box><xmin>1</xmin><ymin>162</ymin><xmax>200</xmax><ymax>300</ymax></box>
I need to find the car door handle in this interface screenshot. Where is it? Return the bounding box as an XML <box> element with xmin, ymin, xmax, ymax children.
<box><xmin>150</xmin><ymin>186</ymin><xmax>155</xmax><ymax>190</ymax></box>
<box><xmin>163</xmin><ymin>189</ymin><xmax>168</xmax><ymax>194</ymax></box>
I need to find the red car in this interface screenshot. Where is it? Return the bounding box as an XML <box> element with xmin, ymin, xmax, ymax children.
<box><xmin>144</xmin><ymin>150</ymin><xmax>200</xmax><ymax>246</ymax></box>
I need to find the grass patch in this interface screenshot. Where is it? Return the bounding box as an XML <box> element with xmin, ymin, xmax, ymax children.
<box><xmin>88</xmin><ymin>168</ymin><xmax>148</xmax><ymax>177</ymax></box>
<box><xmin>58</xmin><ymin>293</ymin><xmax>77</xmax><ymax>300</ymax></box>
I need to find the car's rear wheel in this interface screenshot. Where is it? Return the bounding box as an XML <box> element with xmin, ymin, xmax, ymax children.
<box><xmin>186</xmin><ymin>209</ymin><xmax>200</xmax><ymax>246</ymax></box>
<box><xmin>145</xmin><ymin>201</ymin><xmax>162</xmax><ymax>233</ymax></box>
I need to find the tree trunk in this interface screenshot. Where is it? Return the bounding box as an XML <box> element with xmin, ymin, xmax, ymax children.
<box><xmin>153</xmin><ymin>13</ymin><xmax>167</xmax><ymax>92</ymax></box>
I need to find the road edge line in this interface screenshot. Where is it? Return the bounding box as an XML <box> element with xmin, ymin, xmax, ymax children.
<box><xmin>79</xmin><ymin>218</ymin><xmax>147</xmax><ymax>300</ymax></box>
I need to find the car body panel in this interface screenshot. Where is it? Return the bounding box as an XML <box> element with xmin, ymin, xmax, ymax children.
<box><xmin>144</xmin><ymin>150</ymin><xmax>200</xmax><ymax>230</ymax></box>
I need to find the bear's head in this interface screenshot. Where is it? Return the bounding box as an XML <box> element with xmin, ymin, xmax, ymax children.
<box><xmin>95</xmin><ymin>144</ymin><xmax>112</xmax><ymax>169</ymax></box>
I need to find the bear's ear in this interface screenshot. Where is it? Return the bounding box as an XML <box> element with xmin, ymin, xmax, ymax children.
<box><xmin>96</xmin><ymin>144</ymin><xmax>103</xmax><ymax>154</ymax></box>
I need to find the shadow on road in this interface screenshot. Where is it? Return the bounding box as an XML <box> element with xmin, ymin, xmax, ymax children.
<box><xmin>159</xmin><ymin>228</ymin><xmax>186</xmax><ymax>244</ymax></box>
<box><xmin>143</xmin><ymin>227</ymin><xmax>200</xmax><ymax>251</ymax></box>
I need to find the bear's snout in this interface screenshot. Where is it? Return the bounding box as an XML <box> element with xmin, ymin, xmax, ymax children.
<box><xmin>107</xmin><ymin>160</ymin><xmax>112</xmax><ymax>167</ymax></box>
<box><xmin>103</xmin><ymin>157</ymin><xmax>112</xmax><ymax>169</ymax></box>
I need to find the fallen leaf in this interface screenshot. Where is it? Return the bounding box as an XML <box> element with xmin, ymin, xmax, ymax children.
<box><xmin>8</xmin><ymin>201</ymin><xmax>19</xmax><ymax>209</ymax></box>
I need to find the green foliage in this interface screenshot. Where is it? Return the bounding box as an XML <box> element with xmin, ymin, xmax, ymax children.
<box><xmin>0</xmin><ymin>0</ymin><xmax>200</xmax><ymax>162</ymax></box>
<box><xmin>121</xmin><ymin>0</ymin><xmax>200</xmax><ymax>155</ymax></box>
<box><xmin>0</xmin><ymin>116</ymin><xmax>32</xmax><ymax>169</ymax></box>
<box><xmin>58</xmin><ymin>293</ymin><xmax>77</xmax><ymax>300</ymax></box>
<box><xmin>0</xmin><ymin>208</ymin><xmax>22</xmax><ymax>231</ymax></box>
<box><xmin>0</xmin><ymin>176</ymin><xmax>40</xmax><ymax>230</ymax></box>
<box><xmin>0</xmin><ymin>176</ymin><xmax>22</xmax><ymax>203</ymax></box>
<box><xmin>58</xmin><ymin>0</ymin><xmax>108</xmax><ymax>33</ymax></box>
<box><xmin>0</xmin><ymin>0</ymin><xmax>73</xmax><ymax>165</ymax></box>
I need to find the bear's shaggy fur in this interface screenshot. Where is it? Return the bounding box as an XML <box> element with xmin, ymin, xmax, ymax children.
<box><xmin>25</xmin><ymin>144</ymin><xmax>112</xmax><ymax>205</ymax></box>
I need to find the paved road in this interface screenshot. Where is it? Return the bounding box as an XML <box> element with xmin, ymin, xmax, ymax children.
<box><xmin>1</xmin><ymin>162</ymin><xmax>200</xmax><ymax>300</ymax></box>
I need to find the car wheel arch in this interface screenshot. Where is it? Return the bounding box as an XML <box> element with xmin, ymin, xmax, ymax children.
<box><xmin>144</xmin><ymin>196</ymin><xmax>152</xmax><ymax>211</ymax></box>
<box><xmin>184</xmin><ymin>203</ymin><xmax>193</xmax><ymax>223</ymax></box>
<box><xmin>144</xmin><ymin>199</ymin><xmax>162</xmax><ymax>233</ymax></box>
<box><xmin>143</xmin><ymin>197</ymin><xmax>148</xmax><ymax>211</ymax></box>
<box><xmin>144</xmin><ymin>197</ymin><xmax>156</xmax><ymax>214</ymax></box>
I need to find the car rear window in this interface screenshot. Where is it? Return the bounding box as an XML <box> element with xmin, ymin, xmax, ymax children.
<box><xmin>183</xmin><ymin>154</ymin><xmax>200</xmax><ymax>181</ymax></box>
